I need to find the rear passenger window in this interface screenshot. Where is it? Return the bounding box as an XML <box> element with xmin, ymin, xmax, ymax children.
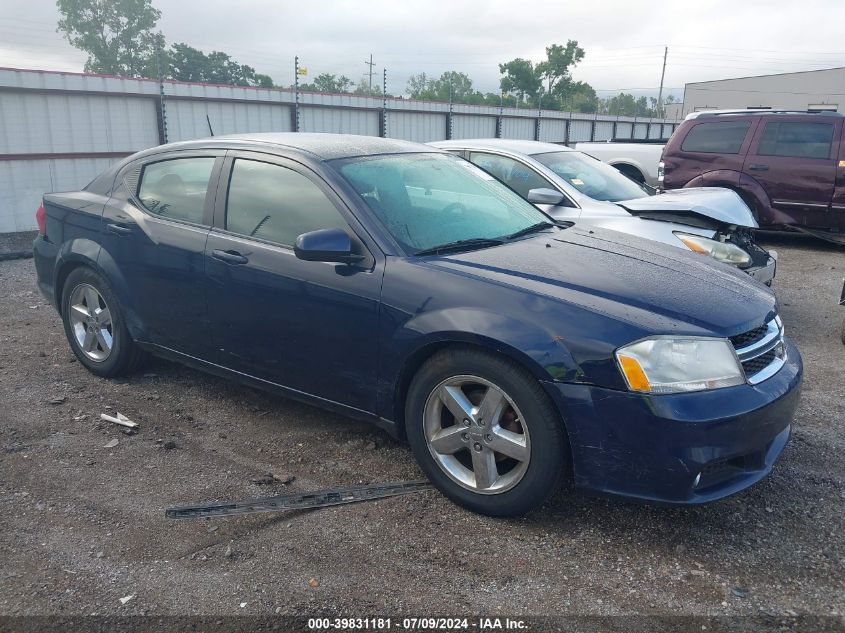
<box><xmin>225</xmin><ymin>159</ymin><xmax>348</xmax><ymax>247</ymax></box>
<box><xmin>138</xmin><ymin>157</ymin><xmax>215</xmax><ymax>224</ymax></box>
<box><xmin>468</xmin><ymin>153</ymin><xmax>554</xmax><ymax>198</ymax></box>
<box><xmin>680</xmin><ymin>121</ymin><xmax>751</xmax><ymax>154</ymax></box>
<box><xmin>757</xmin><ymin>121</ymin><xmax>834</xmax><ymax>159</ymax></box>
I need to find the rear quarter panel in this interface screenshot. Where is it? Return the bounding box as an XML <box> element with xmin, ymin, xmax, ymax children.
<box><xmin>39</xmin><ymin>191</ymin><xmax>109</xmax><ymax>309</ymax></box>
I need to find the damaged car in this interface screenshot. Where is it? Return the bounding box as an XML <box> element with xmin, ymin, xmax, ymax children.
<box><xmin>34</xmin><ymin>133</ymin><xmax>801</xmax><ymax>516</ymax></box>
<box><xmin>431</xmin><ymin>139</ymin><xmax>776</xmax><ymax>285</ymax></box>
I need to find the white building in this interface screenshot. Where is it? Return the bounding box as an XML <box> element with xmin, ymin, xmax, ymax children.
<box><xmin>680</xmin><ymin>67</ymin><xmax>845</xmax><ymax>117</ymax></box>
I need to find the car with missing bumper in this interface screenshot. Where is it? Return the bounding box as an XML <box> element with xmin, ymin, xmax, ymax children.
<box><xmin>431</xmin><ymin>139</ymin><xmax>776</xmax><ymax>285</ymax></box>
<box><xmin>33</xmin><ymin>133</ymin><xmax>801</xmax><ymax>516</ymax></box>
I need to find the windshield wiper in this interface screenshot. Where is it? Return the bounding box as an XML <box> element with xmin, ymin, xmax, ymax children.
<box><xmin>505</xmin><ymin>221</ymin><xmax>556</xmax><ymax>240</ymax></box>
<box><xmin>414</xmin><ymin>237</ymin><xmax>505</xmax><ymax>256</ymax></box>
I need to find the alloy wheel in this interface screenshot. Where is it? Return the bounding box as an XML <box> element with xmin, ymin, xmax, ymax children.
<box><xmin>423</xmin><ymin>375</ymin><xmax>530</xmax><ymax>494</ymax></box>
<box><xmin>68</xmin><ymin>283</ymin><xmax>114</xmax><ymax>362</ymax></box>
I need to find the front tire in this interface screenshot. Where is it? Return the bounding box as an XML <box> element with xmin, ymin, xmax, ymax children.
<box><xmin>61</xmin><ymin>267</ymin><xmax>144</xmax><ymax>377</ymax></box>
<box><xmin>405</xmin><ymin>347</ymin><xmax>568</xmax><ymax>516</ymax></box>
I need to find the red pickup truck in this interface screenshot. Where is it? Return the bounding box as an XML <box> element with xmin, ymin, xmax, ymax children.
<box><xmin>660</xmin><ymin>109</ymin><xmax>845</xmax><ymax>233</ymax></box>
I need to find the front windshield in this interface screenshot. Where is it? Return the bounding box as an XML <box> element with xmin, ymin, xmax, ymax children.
<box><xmin>532</xmin><ymin>151</ymin><xmax>648</xmax><ymax>202</ymax></box>
<box><xmin>334</xmin><ymin>152</ymin><xmax>553</xmax><ymax>254</ymax></box>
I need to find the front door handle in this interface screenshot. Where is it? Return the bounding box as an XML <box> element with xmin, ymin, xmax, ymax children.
<box><xmin>211</xmin><ymin>249</ymin><xmax>249</xmax><ymax>265</ymax></box>
<box><xmin>748</xmin><ymin>163</ymin><xmax>769</xmax><ymax>171</ymax></box>
<box><xmin>106</xmin><ymin>223</ymin><xmax>133</xmax><ymax>236</ymax></box>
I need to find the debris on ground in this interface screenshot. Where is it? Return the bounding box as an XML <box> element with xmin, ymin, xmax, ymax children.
<box><xmin>103</xmin><ymin>439</ymin><xmax>119</xmax><ymax>449</ymax></box>
<box><xmin>308</xmin><ymin>578</ymin><xmax>319</xmax><ymax>588</ymax></box>
<box><xmin>166</xmin><ymin>480</ymin><xmax>433</xmax><ymax>520</ymax></box>
<box><xmin>162</xmin><ymin>441</ymin><xmax>177</xmax><ymax>450</ymax></box>
<box><xmin>48</xmin><ymin>396</ymin><xmax>66</xmax><ymax>405</ymax></box>
<box><xmin>100</xmin><ymin>412</ymin><xmax>139</xmax><ymax>430</ymax></box>
<box><xmin>250</xmin><ymin>473</ymin><xmax>295</xmax><ymax>486</ymax></box>
<box><xmin>119</xmin><ymin>595</ymin><xmax>134</xmax><ymax>605</ymax></box>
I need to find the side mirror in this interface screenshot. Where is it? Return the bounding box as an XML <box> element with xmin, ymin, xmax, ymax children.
<box><xmin>294</xmin><ymin>228</ymin><xmax>364</xmax><ymax>264</ymax></box>
<box><xmin>527</xmin><ymin>188</ymin><xmax>565</xmax><ymax>206</ymax></box>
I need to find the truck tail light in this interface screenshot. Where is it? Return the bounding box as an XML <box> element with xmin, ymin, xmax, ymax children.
<box><xmin>35</xmin><ymin>204</ymin><xmax>46</xmax><ymax>236</ymax></box>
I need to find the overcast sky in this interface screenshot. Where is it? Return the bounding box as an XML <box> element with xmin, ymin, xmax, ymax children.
<box><xmin>2</xmin><ymin>0</ymin><xmax>844</xmax><ymax>99</ymax></box>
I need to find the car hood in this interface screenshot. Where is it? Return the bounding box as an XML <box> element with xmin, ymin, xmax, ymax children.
<box><xmin>422</xmin><ymin>225</ymin><xmax>775</xmax><ymax>337</ymax></box>
<box><xmin>616</xmin><ymin>187</ymin><xmax>758</xmax><ymax>228</ymax></box>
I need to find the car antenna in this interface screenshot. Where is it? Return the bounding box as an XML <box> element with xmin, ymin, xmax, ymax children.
<box><xmin>206</xmin><ymin>114</ymin><xmax>214</xmax><ymax>137</ymax></box>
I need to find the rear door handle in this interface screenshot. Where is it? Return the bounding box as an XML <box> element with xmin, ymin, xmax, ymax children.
<box><xmin>211</xmin><ymin>249</ymin><xmax>249</xmax><ymax>265</ymax></box>
<box><xmin>748</xmin><ymin>163</ymin><xmax>769</xmax><ymax>171</ymax></box>
<box><xmin>106</xmin><ymin>223</ymin><xmax>133</xmax><ymax>236</ymax></box>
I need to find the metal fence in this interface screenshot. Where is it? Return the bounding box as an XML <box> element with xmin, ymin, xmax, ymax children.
<box><xmin>0</xmin><ymin>67</ymin><xmax>679</xmax><ymax>233</ymax></box>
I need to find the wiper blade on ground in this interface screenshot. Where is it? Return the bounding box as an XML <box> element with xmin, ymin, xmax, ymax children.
<box><xmin>505</xmin><ymin>221</ymin><xmax>556</xmax><ymax>240</ymax></box>
<box><xmin>414</xmin><ymin>237</ymin><xmax>505</xmax><ymax>256</ymax></box>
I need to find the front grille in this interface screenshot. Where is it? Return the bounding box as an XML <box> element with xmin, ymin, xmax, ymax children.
<box><xmin>730</xmin><ymin>316</ymin><xmax>786</xmax><ymax>384</ymax></box>
<box><xmin>742</xmin><ymin>347</ymin><xmax>780</xmax><ymax>375</ymax></box>
<box><xmin>729</xmin><ymin>323</ymin><xmax>769</xmax><ymax>349</ymax></box>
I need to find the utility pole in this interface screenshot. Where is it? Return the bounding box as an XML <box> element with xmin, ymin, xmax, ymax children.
<box><xmin>656</xmin><ymin>46</ymin><xmax>668</xmax><ymax>118</ymax></box>
<box><xmin>364</xmin><ymin>54</ymin><xmax>375</xmax><ymax>94</ymax></box>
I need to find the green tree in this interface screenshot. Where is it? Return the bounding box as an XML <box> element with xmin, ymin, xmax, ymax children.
<box><xmin>406</xmin><ymin>72</ymin><xmax>432</xmax><ymax>98</ymax></box>
<box><xmin>535</xmin><ymin>41</ymin><xmax>585</xmax><ymax>97</ymax></box>
<box><xmin>406</xmin><ymin>71</ymin><xmax>476</xmax><ymax>102</ymax></box>
<box><xmin>353</xmin><ymin>75</ymin><xmax>383</xmax><ymax>96</ymax></box>
<box><xmin>559</xmin><ymin>81</ymin><xmax>597</xmax><ymax>113</ymax></box>
<box><xmin>167</xmin><ymin>43</ymin><xmax>273</xmax><ymax>87</ymax></box>
<box><xmin>498</xmin><ymin>58</ymin><xmax>541</xmax><ymax>105</ymax></box>
<box><xmin>56</xmin><ymin>0</ymin><xmax>161</xmax><ymax>76</ymax></box>
<box><xmin>300</xmin><ymin>73</ymin><xmax>354</xmax><ymax>93</ymax></box>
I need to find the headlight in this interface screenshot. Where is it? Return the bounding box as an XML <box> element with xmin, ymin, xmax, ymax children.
<box><xmin>616</xmin><ymin>337</ymin><xmax>745</xmax><ymax>394</ymax></box>
<box><xmin>674</xmin><ymin>232</ymin><xmax>752</xmax><ymax>267</ymax></box>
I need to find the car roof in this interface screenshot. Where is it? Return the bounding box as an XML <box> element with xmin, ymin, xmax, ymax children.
<box><xmin>430</xmin><ymin>138</ymin><xmax>575</xmax><ymax>156</ymax></box>
<box><xmin>142</xmin><ymin>133</ymin><xmax>441</xmax><ymax>161</ymax></box>
<box><xmin>685</xmin><ymin>109</ymin><xmax>844</xmax><ymax>120</ymax></box>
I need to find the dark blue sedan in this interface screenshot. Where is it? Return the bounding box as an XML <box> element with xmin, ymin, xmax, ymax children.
<box><xmin>33</xmin><ymin>133</ymin><xmax>802</xmax><ymax>516</ymax></box>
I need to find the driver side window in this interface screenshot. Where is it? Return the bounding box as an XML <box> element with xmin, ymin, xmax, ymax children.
<box><xmin>225</xmin><ymin>159</ymin><xmax>349</xmax><ymax>247</ymax></box>
<box><xmin>468</xmin><ymin>152</ymin><xmax>554</xmax><ymax>198</ymax></box>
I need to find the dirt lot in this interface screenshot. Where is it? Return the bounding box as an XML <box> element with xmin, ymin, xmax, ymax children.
<box><xmin>0</xmin><ymin>234</ymin><xmax>843</xmax><ymax>619</ymax></box>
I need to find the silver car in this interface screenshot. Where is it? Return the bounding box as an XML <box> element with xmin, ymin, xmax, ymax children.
<box><xmin>430</xmin><ymin>139</ymin><xmax>776</xmax><ymax>285</ymax></box>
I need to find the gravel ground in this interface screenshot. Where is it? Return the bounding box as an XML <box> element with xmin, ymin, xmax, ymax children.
<box><xmin>0</xmin><ymin>234</ymin><xmax>843</xmax><ymax>619</ymax></box>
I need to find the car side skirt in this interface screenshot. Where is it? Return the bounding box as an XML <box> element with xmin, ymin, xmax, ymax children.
<box><xmin>137</xmin><ymin>343</ymin><xmax>400</xmax><ymax>438</ymax></box>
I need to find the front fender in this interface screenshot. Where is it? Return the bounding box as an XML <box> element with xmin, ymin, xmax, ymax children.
<box><xmin>400</xmin><ymin>307</ymin><xmax>583</xmax><ymax>382</ymax></box>
<box><xmin>379</xmin><ymin>303</ymin><xmax>629</xmax><ymax>424</ymax></box>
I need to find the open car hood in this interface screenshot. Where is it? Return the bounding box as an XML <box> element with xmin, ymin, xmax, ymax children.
<box><xmin>616</xmin><ymin>187</ymin><xmax>758</xmax><ymax>229</ymax></box>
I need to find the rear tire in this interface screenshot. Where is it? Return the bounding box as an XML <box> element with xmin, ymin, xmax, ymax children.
<box><xmin>405</xmin><ymin>347</ymin><xmax>568</xmax><ymax>516</ymax></box>
<box><xmin>614</xmin><ymin>164</ymin><xmax>646</xmax><ymax>184</ymax></box>
<box><xmin>61</xmin><ymin>267</ymin><xmax>145</xmax><ymax>377</ymax></box>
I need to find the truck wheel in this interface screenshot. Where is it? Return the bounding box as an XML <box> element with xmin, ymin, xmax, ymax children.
<box><xmin>405</xmin><ymin>347</ymin><xmax>568</xmax><ymax>516</ymax></box>
<box><xmin>61</xmin><ymin>267</ymin><xmax>145</xmax><ymax>377</ymax></box>
<box><xmin>614</xmin><ymin>164</ymin><xmax>646</xmax><ymax>184</ymax></box>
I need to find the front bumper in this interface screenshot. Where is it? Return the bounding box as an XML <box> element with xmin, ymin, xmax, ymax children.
<box><xmin>543</xmin><ymin>337</ymin><xmax>802</xmax><ymax>504</ymax></box>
